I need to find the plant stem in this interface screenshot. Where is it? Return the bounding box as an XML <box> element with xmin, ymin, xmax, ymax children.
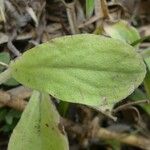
<box><xmin>113</xmin><ymin>99</ymin><xmax>150</xmax><ymax>113</ymax></box>
<box><xmin>0</xmin><ymin>61</ymin><xmax>8</xmax><ymax>68</ymax></box>
<box><xmin>0</xmin><ymin>68</ymin><xmax>12</xmax><ymax>85</ymax></box>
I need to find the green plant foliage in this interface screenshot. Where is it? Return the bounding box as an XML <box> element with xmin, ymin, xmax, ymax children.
<box><xmin>144</xmin><ymin>71</ymin><xmax>150</xmax><ymax>98</ymax></box>
<box><xmin>142</xmin><ymin>48</ymin><xmax>150</xmax><ymax>70</ymax></box>
<box><xmin>9</xmin><ymin>34</ymin><xmax>146</xmax><ymax>110</ymax></box>
<box><xmin>129</xmin><ymin>88</ymin><xmax>147</xmax><ymax>100</ymax></box>
<box><xmin>141</xmin><ymin>47</ymin><xmax>150</xmax><ymax>57</ymax></box>
<box><xmin>104</xmin><ymin>20</ymin><xmax>140</xmax><ymax>46</ymax></box>
<box><xmin>0</xmin><ymin>52</ymin><xmax>10</xmax><ymax>71</ymax></box>
<box><xmin>86</xmin><ymin>0</ymin><xmax>94</xmax><ymax>18</ymax></box>
<box><xmin>8</xmin><ymin>91</ymin><xmax>69</xmax><ymax>150</ymax></box>
<box><xmin>141</xmin><ymin>48</ymin><xmax>150</xmax><ymax>97</ymax></box>
<box><xmin>129</xmin><ymin>88</ymin><xmax>150</xmax><ymax>115</ymax></box>
<box><xmin>4</xmin><ymin>78</ymin><xmax>19</xmax><ymax>86</ymax></box>
<box><xmin>131</xmin><ymin>35</ymin><xmax>150</xmax><ymax>46</ymax></box>
<box><xmin>106</xmin><ymin>139</ymin><xmax>121</xmax><ymax>150</ymax></box>
<box><xmin>135</xmin><ymin>48</ymin><xmax>150</xmax><ymax>115</ymax></box>
<box><xmin>0</xmin><ymin>69</ymin><xmax>12</xmax><ymax>85</ymax></box>
<box><xmin>0</xmin><ymin>108</ymin><xmax>21</xmax><ymax>133</ymax></box>
<box><xmin>0</xmin><ymin>52</ymin><xmax>19</xmax><ymax>86</ymax></box>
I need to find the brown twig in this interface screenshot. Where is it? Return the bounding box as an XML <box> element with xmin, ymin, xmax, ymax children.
<box><xmin>95</xmin><ymin>0</ymin><xmax>109</xmax><ymax>27</ymax></box>
<box><xmin>0</xmin><ymin>86</ymin><xmax>31</xmax><ymax>111</ymax></box>
<box><xmin>113</xmin><ymin>99</ymin><xmax>150</xmax><ymax>113</ymax></box>
<box><xmin>62</xmin><ymin>117</ymin><xmax>150</xmax><ymax>150</ymax></box>
<box><xmin>78</xmin><ymin>16</ymin><xmax>100</xmax><ymax>28</ymax></box>
<box><xmin>7</xmin><ymin>30</ymin><xmax>21</xmax><ymax>57</ymax></box>
<box><xmin>0</xmin><ymin>91</ymin><xmax>27</xmax><ymax>111</ymax></box>
<box><xmin>96</xmin><ymin>127</ymin><xmax>150</xmax><ymax>150</ymax></box>
<box><xmin>66</xmin><ymin>1</ymin><xmax>80</xmax><ymax>34</ymax></box>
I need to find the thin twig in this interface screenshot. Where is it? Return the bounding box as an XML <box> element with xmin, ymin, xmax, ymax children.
<box><xmin>93</xmin><ymin>106</ymin><xmax>117</xmax><ymax>121</ymax></box>
<box><xmin>7</xmin><ymin>30</ymin><xmax>21</xmax><ymax>57</ymax></box>
<box><xmin>60</xmin><ymin>0</ymin><xmax>68</xmax><ymax>8</ymax></box>
<box><xmin>96</xmin><ymin>127</ymin><xmax>150</xmax><ymax>150</ymax></box>
<box><xmin>62</xmin><ymin>117</ymin><xmax>150</xmax><ymax>150</ymax></box>
<box><xmin>66</xmin><ymin>1</ymin><xmax>80</xmax><ymax>34</ymax></box>
<box><xmin>113</xmin><ymin>99</ymin><xmax>150</xmax><ymax>113</ymax></box>
<box><xmin>0</xmin><ymin>69</ymin><xmax>12</xmax><ymax>85</ymax></box>
<box><xmin>0</xmin><ymin>62</ymin><xmax>8</xmax><ymax>68</ymax></box>
<box><xmin>78</xmin><ymin>15</ymin><xmax>100</xmax><ymax>28</ymax></box>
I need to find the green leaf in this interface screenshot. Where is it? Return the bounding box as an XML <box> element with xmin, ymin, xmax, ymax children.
<box><xmin>0</xmin><ymin>68</ymin><xmax>12</xmax><ymax>85</ymax></box>
<box><xmin>106</xmin><ymin>139</ymin><xmax>121</xmax><ymax>150</ymax></box>
<box><xmin>144</xmin><ymin>71</ymin><xmax>150</xmax><ymax>98</ymax></box>
<box><xmin>104</xmin><ymin>20</ymin><xmax>140</xmax><ymax>46</ymax></box>
<box><xmin>5</xmin><ymin>114</ymin><xmax>13</xmax><ymax>125</ymax></box>
<box><xmin>141</xmin><ymin>48</ymin><xmax>150</xmax><ymax>97</ymax></box>
<box><xmin>131</xmin><ymin>35</ymin><xmax>150</xmax><ymax>46</ymax></box>
<box><xmin>0</xmin><ymin>52</ymin><xmax>10</xmax><ymax>71</ymax></box>
<box><xmin>141</xmin><ymin>47</ymin><xmax>150</xmax><ymax>56</ymax></box>
<box><xmin>0</xmin><ymin>108</ymin><xmax>7</xmax><ymax>122</ymax></box>
<box><xmin>129</xmin><ymin>88</ymin><xmax>147</xmax><ymax>100</ymax></box>
<box><xmin>129</xmin><ymin>88</ymin><xmax>150</xmax><ymax>116</ymax></box>
<box><xmin>137</xmin><ymin>48</ymin><xmax>150</xmax><ymax>115</ymax></box>
<box><xmin>8</xmin><ymin>91</ymin><xmax>69</xmax><ymax>150</ymax></box>
<box><xmin>0</xmin><ymin>52</ymin><xmax>18</xmax><ymax>85</ymax></box>
<box><xmin>86</xmin><ymin>0</ymin><xmax>95</xmax><ymax>18</ymax></box>
<box><xmin>10</xmin><ymin>34</ymin><xmax>146</xmax><ymax>110</ymax></box>
<box><xmin>141</xmin><ymin>48</ymin><xmax>150</xmax><ymax>69</ymax></box>
<box><xmin>3</xmin><ymin>78</ymin><xmax>19</xmax><ymax>86</ymax></box>
<box><xmin>5</xmin><ymin>109</ymin><xmax>21</xmax><ymax>125</ymax></box>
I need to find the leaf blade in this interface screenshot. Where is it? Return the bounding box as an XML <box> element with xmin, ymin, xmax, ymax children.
<box><xmin>10</xmin><ymin>34</ymin><xmax>146</xmax><ymax>110</ymax></box>
<box><xmin>8</xmin><ymin>91</ymin><xmax>69</xmax><ymax>150</ymax></box>
<box><xmin>104</xmin><ymin>20</ymin><xmax>140</xmax><ymax>47</ymax></box>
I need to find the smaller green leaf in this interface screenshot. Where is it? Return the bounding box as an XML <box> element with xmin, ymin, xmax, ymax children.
<box><xmin>131</xmin><ymin>35</ymin><xmax>150</xmax><ymax>46</ymax></box>
<box><xmin>0</xmin><ymin>52</ymin><xmax>16</xmax><ymax>85</ymax></box>
<box><xmin>5</xmin><ymin>114</ymin><xmax>13</xmax><ymax>125</ymax></box>
<box><xmin>4</xmin><ymin>78</ymin><xmax>19</xmax><ymax>86</ymax></box>
<box><xmin>0</xmin><ymin>68</ymin><xmax>12</xmax><ymax>85</ymax></box>
<box><xmin>141</xmin><ymin>48</ymin><xmax>150</xmax><ymax>57</ymax></box>
<box><xmin>104</xmin><ymin>20</ymin><xmax>140</xmax><ymax>46</ymax></box>
<box><xmin>86</xmin><ymin>0</ymin><xmax>94</xmax><ymax>18</ymax></box>
<box><xmin>58</xmin><ymin>101</ymin><xmax>70</xmax><ymax>117</ymax></box>
<box><xmin>140</xmin><ymin>48</ymin><xmax>150</xmax><ymax>115</ymax></box>
<box><xmin>129</xmin><ymin>88</ymin><xmax>147</xmax><ymax>100</ymax></box>
<box><xmin>5</xmin><ymin>109</ymin><xmax>21</xmax><ymax>123</ymax></box>
<box><xmin>0</xmin><ymin>108</ymin><xmax>7</xmax><ymax>122</ymax></box>
<box><xmin>0</xmin><ymin>52</ymin><xmax>10</xmax><ymax>71</ymax></box>
<box><xmin>141</xmin><ymin>48</ymin><xmax>150</xmax><ymax>97</ymax></box>
<box><xmin>7</xmin><ymin>109</ymin><xmax>21</xmax><ymax>119</ymax></box>
<box><xmin>143</xmin><ymin>71</ymin><xmax>150</xmax><ymax>98</ymax></box>
<box><xmin>106</xmin><ymin>139</ymin><xmax>121</xmax><ymax>150</ymax></box>
<box><xmin>129</xmin><ymin>88</ymin><xmax>150</xmax><ymax>115</ymax></box>
<box><xmin>8</xmin><ymin>91</ymin><xmax>69</xmax><ymax>150</ymax></box>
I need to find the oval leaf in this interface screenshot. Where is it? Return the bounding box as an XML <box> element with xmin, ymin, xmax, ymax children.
<box><xmin>104</xmin><ymin>20</ymin><xmax>140</xmax><ymax>46</ymax></box>
<box><xmin>10</xmin><ymin>34</ymin><xmax>146</xmax><ymax>110</ymax></box>
<box><xmin>8</xmin><ymin>91</ymin><xmax>69</xmax><ymax>150</ymax></box>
